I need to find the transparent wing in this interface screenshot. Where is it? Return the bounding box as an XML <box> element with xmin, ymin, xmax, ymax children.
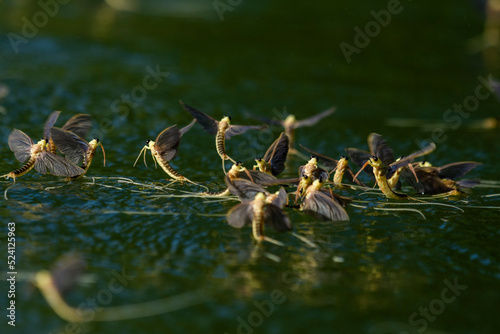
<box><xmin>35</xmin><ymin>151</ymin><xmax>85</xmax><ymax>177</ymax></box>
<box><xmin>44</xmin><ymin>111</ymin><xmax>61</xmax><ymax>140</ymax></box>
<box><xmin>299</xmin><ymin>144</ymin><xmax>338</xmax><ymax>170</ymax></box>
<box><xmin>345</xmin><ymin>147</ymin><xmax>374</xmax><ymax>178</ymax></box>
<box><xmin>226</xmin><ymin>178</ymin><xmax>268</xmax><ymax>201</ymax></box>
<box><xmin>227</xmin><ymin>203</ymin><xmax>254</xmax><ymax>228</ymax></box>
<box><xmin>180</xmin><ymin>101</ymin><xmax>218</xmax><ymax>136</ymax></box>
<box><xmin>179</xmin><ymin>118</ymin><xmax>197</xmax><ymax>137</ymax></box>
<box><xmin>263</xmin><ymin>132</ymin><xmax>289</xmax><ymax>176</ymax></box>
<box><xmin>154</xmin><ymin>125</ymin><xmax>181</xmax><ymax>161</ymax></box>
<box><xmin>437</xmin><ymin>161</ymin><xmax>481</xmax><ymax>180</ymax></box>
<box><xmin>302</xmin><ymin>191</ymin><xmax>349</xmax><ymax>221</ymax></box>
<box><xmin>244</xmin><ymin>170</ymin><xmax>279</xmax><ymax>186</ymax></box>
<box><xmin>50</xmin><ymin>128</ymin><xmax>88</xmax><ymax>165</ymax></box>
<box><xmin>263</xmin><ymin>204</ymin><xmax>291</xmax><ymax>232</ymax></box>
<box><xmin>367</xmin><ymin>133</ymin><xmax>395</xmax><ymax>167</ymax></box>
<box><xmin>62</xmin><ymin>114</ymin><xmax>92</xmax><ymax>139</ymax></box>
<box><xmin>8</xmin><ymin>129</ymin><xmax>34</xmax><ymax>163</ymax></box>
<box><xmin>269</xmin><ymin>187</ymin><xmax>288</xmax><ymax>208</ymax></box>
<box><xmin>293</xmin><ymin>107</ymin><xmax>335</xmax><ymax>128</ymax></box>
<box><xmin>225</xmin><ymin>124</ymin><xmax>267</xmax><ymax>139</ymax></box>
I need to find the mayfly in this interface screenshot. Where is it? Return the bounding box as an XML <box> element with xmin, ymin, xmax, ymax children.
<box><xmin>253</xmin><ymin>132</ymin><xmax>289</xmax><ymax>176</ymax></box>
<box><xmin>44</xmin><ymin>111</ymin><xmax>92</xmax><ymax>154</ymax></box>
<box><xmin>248</xmin><ymin>107</ymin><xmax>335</xmax><ymax>152</ymax></box>
<box><xmin>134</xmin><ymin>120</ymin><xmax>203</xmax><ymax>188</ymax></box>
<box><xmin>180</xmin><ymin>101</ymin><xmax>266</xmax><ymax>174</ymax></box>
<box><xmin>300</xmin><ymin>177</ymin><xmax>350</xmax><ymax>221</ymax></box>
<box><xmin>201</xmin><ymin>161</ymin><xmax>253</xmax><ymax>197</ymax></box>
<box><xmin>226</xmin><ymin>178</ymin><xmax>291</xmax><ymax>244</ymax></box>
<box><xmin>403</xmin><ymin>161</ymin><xmax>482</xmax><ymax>195</ymax></box>
<box><xmin>300</xmin><ymin>144</ymin><xmax>365</xmax><ymax>187</ymax></box>
<box><xmin>49</xmin><ymin>128</ymin><xmax>106</xmax><ymax>180</ymax></box>
<box><xmin>1</xmin><ymin>129</ymin><xmax>85</xmax><ymax>182</ymax></box>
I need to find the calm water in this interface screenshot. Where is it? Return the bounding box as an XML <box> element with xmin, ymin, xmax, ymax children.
<box><xmin>1</xmin><ymin>1</ymin><xmax>499</xmax><ymax>333</ymax></box>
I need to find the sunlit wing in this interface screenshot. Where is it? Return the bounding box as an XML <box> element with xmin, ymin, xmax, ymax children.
<box><xmin>437</xmin><ymin>161</ymin><xmax>481</xmax><ymax>180</ymax></box>
<box><xmin>34</xmin><ymin>151</ymin><xmax>85</xmax><ymax>177</ymax></box>
<box><xmin>154</xmin><ymin>125</ymin><xmax>181</xmax><ymax>161</ymax></box>
<box><xmin>226</xmin><ymin>178</ymin><xmax>268</xmax><ymax>201</ymax></box>
<box><xmin>225</xmin><ymin>124</ymin><xmax>267</xmax><ymax>140</ymax></box>
<box><xmin>179</xmin><ymin>118</ymin><xmax>197</xmax><ymax>137</ymax></box>
<box><xmin>293</xmin><ymin>107</ymin><xmax>335</xmax><ymax>128</ymax></box>
<box><xmin>367</xmin><ymin>133</ymin><xmax>395</xmax><ymax>167</ymax></box>
<box><xmin>270</xmin><ymin>188</ymin><xmax>288</xmax><ymax>208</ymax></box>
<box><xmin>299</xmin><ymin>144</ymin><xmax>338</xmax><ymax>170</ymax></box>
<box><xmin>263</xmin><ymin>205</ymin><xmax>291</xmax><ymax>232</ymax></box>
<box><xmin>180</xmin><ymin>101</ymin><xmax>219</xmax><ymax>136</ymax></box>
<box><xmin>44</xmin><ymin>111</ymin><xmax>61</xmax><ymax>141</ymax></box>
<box><xmin>50</xmin><ymin>128</ymin><xmax>89</xmax><ymax>165</ymax></box>
<box><xmin>263</xmin><ymin>132</ymin><xmax>289</xmax><ymax>176</ymax></box>
<box><xmin>302</xmin><ymin>191</ymin><xmax>349</xmax><ymax>221</ymax></box>
<box><xmin>320</xmin><ymin>188</ymin><xmax>351</xmax><ymax>207</ymax></box>
<box><xmin>8</xmin><ymin>129</ymin><xmax>34</xmax><ymax>163</ymax></box>
<box><xmin>227</xmin><ymin>202</ymin><xmax>254</xmax><ymax>228</ymax></box>
<box><xmin>62</xmin><ymin>114</ymin><xmax>92</xmax><ymax>139</ymax></box>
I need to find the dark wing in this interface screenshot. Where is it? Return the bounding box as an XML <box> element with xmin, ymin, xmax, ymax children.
<box><xmin>263</xmin><ymin>132</ymin><xmax>289</xmax><ymax>176</ymax></box>
<box><xmin>180</xmin><ymin>101</ymin><xmax>218</xmax><ymax>136</ymax></box>
<box><xmin>263</xmin><ymin>205</ymin><xmax>291</xmax><ymax>232</ymax></box>
<box><xmin>387</xmin><ymin>142</ymin><xmax>437</xmax><ymax>178</ymax></box>
<box><xmin>345</xmin><ymin>147</ymin><xmax>374</xmax><ymax>177</ymax></box>
<box><xmin>270</xmin><ymin>188</ymin><xmax>288</xmax><ymax>208</ymax></box>
<box><xmin>301</xmin><ymin>191</ymin><xmax>349</xmax><ymax>221</ymax></box>
<box><xmin>456</xmin><ymin>179</ymin><xmax>480</xmax><ymax>188</ymax></box>
<box><xmin>8</xmin><ymin>129</ymin><xmax>34</xmax><ymax>163</ymax></box>
<box><xmin>437</xmin><ymin>162</ymin><xmax>481</xmax><ymax>180</ymax></box>
<box><xmin>50</xmin><ymin>253</ymin><xmax>86</xmax><ymax>295</ymax></box>
<box><xmin>244</xmin><ymin>170</ymin><xmax>279</xmax><ymax>186</ymax></box>
<box><xmin>293</xmin><ymin>107</ymin><xmax>335</xmax><ymax>128</ymax></box>
<box><xmin>34</xmin><ymin>151</ymin><xmax>85</xmax><ymax>177</ymax></box>
<box><xmin>154</xmin><ymin>125</ymin><xmax>181</xmax><ymax>161</ymax></box>
<box><xmin>299</xmin><ymin>144</ymin><xmax>338</xmax><ymax>170</ymax></box>
<box><xmin>179</xmin><ymin>118</ymin><xmax>197</xmax><ymax>137</ymax></box>
<box><xmin>257</xmin><ymin>177</ymin><xmax>301</xmax><ymax>186</ymax></box>
<box><xmin>62</xmin><ymin>114</ymin><xmax>92</xmax><ymax>139</ymax></box>
<box><xmin>367</xmin><ymin>133</ymin><xmax>395</xmax><ymax>167</ymax></box>
<box><xmin>44</xmin><ymin>111</ymin><xmax>61</xmax><ymax>140</ymax></box>
<box><xmin>226</xmin><ymin>178</ymin><xmax>268</xmax><ymax>201</ymax></box>
<box><xmin>403</xmin><ymin>168</ymin><xmax>453</xmax><ymax>195</ymax></box>
<box><xmin>227</xmin><ymin>203</ymin><xmax>254</xmax><ymax>228</ymax></box>
<box><xmin>225</xmin><ymin>124</ymin><xmax>267</xmax><ymax>140</ymax></box>
<box><xmin>50</xmin><ymin>128</ymin><xmax>89</xmax><ymax>165</ymax></box>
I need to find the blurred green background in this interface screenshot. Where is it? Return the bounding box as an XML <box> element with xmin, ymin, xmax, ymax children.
<box><xmin>1</xmin><ymin>1</ymin><xmax>499</xmax><ymax>333</ymax></box>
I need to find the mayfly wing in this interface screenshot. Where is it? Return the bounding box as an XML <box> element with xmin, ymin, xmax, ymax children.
<box><xmin>405</xmin><ymin>169</ymin><xmax>452</xmax><ymax>195</ymax></box>
<box><xmin>35</xmin><ymin>151</ymin><xmax>85</xmax><ymax>177</ymax></box>
<box><xmin>61</xmin><ymin>114</ymin><xmax>92</xmax><ymax>139</ymax></box>
<box><xmin>263</xmin><ymin>205</ymin><xmax>291</xmax><ymax>232</ymax></box>
<box><xmin>245</xmin><ymin>170</ymin><xmax>279</xmax><ymax>186</ymax></box>
<box><xmin>179</xmin><ymin>118</ymin><xmax>197</xmax><ymax>137</ymax></box>
<box><xmin>263</xmin><ymin>133</ymin><xmax>289</xmax><ymax>176</ymax></box>
<box><xmin>387</xmin><ymin>142</ymin><xmax>437</xmax><ymax>173</ymax></box>
<box><xmin>180</xmin><ymin>101</ymin><xmax>219</xmax><ymax>136</ymax></box>
<box><xmin>270</xmin><ymin>187</ymin><xmax>288</xmax><ymax>208</ymax></box>
<box><xmin>292</xmin><ymin>107</ymin><xmax>335</xmax><ymax>128</ymax></box>
<box><xmin>8</xmin><ymin>129</ymin><xmax>34</xmax><ymax>163</ymax></box>
<box><xmin>436</xmin><ymin>161</ymin><xmax>481</xmax><ymax>180</ymax></box>
<box><xmin>154</xmin><ymin>125</ymin><xmax>181</xmax><ymax>162</ymax></box>
<box><xmin>367</xmin><ymin>133</ymin><xmax>395</xmax><ymax>167</ymax></box>
<box><xmin>226</xmin><ymin>178</ymin><xmax>268</xmax><ymax>201</ymax></box>
<box><xmin>227</xmin><ymin>202</ymin><xmax>254</xmax><ymax>228</ymax></box>
<box><xmin>43</xmin><ymin>111</ymin><xmax>61</xmax><ymax>141</ymax></box>
<box><xmin>50</xmin><ymin>128</ymin><xmax>89</xmax><ymax>165</ymax></box>
<box><xmin>50</xmin><ymin>253</ymin><xmax>86</xmax><ymax>295</ymax></box>
<box><xmin>225</xmin><ymin>124</ymin><xmax>267</xmax><ymax>139</ymax></box>
<box><xmin>302</xmin><ymin>191</ymin><xmax>349</xmax><ymax>221</ymax></box>
<box><xmin>299</xmin><ymin>144</ymin><xmax>338</xmax><ymax>170</ymax></box>
<box><xmin>345</xmin><ymin>147</ymin><xmax>374</xmax><ymax>177</ymax></box>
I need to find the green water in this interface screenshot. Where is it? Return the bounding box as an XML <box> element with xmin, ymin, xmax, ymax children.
<box><xmin>1</xmin><ymin>1</ymin><xmax>499</xmax><ymax>333</ymax></box>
